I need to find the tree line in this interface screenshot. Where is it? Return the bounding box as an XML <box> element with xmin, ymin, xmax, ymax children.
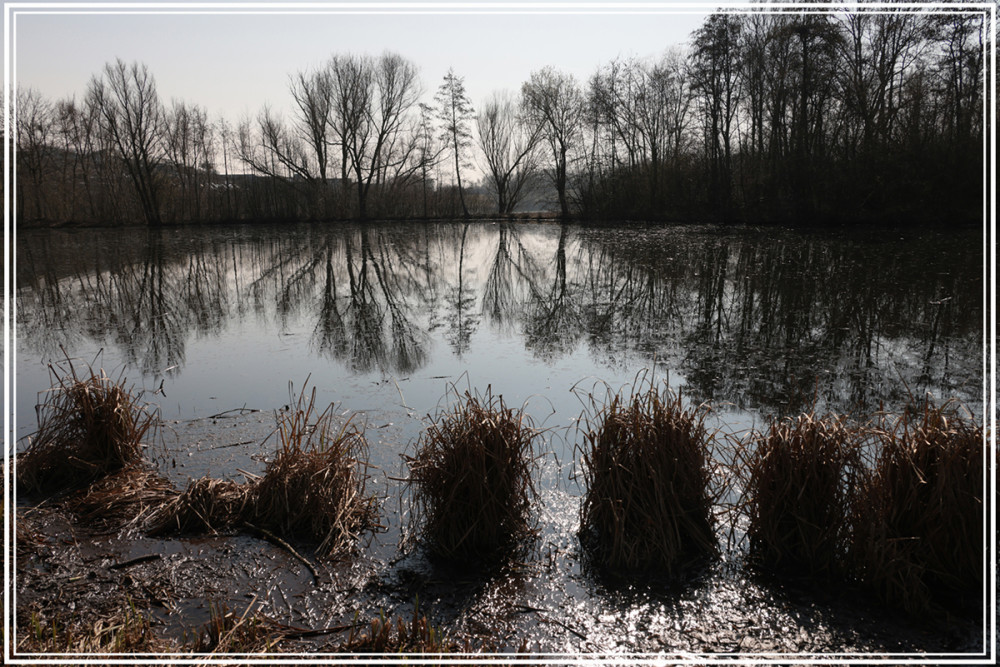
<box><xmin>11</xmin><ymin>6</ymin><xmax>986</xmax><ymax>226</ymax></box>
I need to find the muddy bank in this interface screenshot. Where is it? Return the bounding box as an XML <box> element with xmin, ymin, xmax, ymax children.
<box><xmin>15</xmin><ymin>497</ymin><xmax>985</xmax><ymax>657</ymax></box>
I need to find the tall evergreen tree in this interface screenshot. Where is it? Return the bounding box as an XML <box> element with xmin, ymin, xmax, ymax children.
<box><xmin>435</xmin><ymin>68</ymin><xmax>474</xmax><ymax>217</ymax></box>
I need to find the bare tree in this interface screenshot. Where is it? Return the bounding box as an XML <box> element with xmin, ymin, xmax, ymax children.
<box><xmin>521</xmin><ymin>67</ymin><xmax>584</xmax><ymax>218</ymax></box>
<box><xmin>289</xmin><ymin>66</ymin><xmax>336</xmax><ymax>216</ymax></box>
<box><xmin>329</xmin><ymin>51</ymin><xmax>421</xmax><ymax>219</ymax></box>
<box><xmin>15</xmin><ymin>87</ymin><xmax>54</xmax><ymax>220</ymax></box>
<box><xmin>87</xmin><ymin>59</ymin><xmax>165</xmax><ymax>225</ymax></box>
<box><xmin>290</xmin><ymin>66</ymin><xmax>334</xmax><ymax>182</ymax></box>
<box><xmin>415</xmin><ymin>102</ymin><xmax>445</xmax><ymax>217</ymax></box>
<box><xmin>476</xmin><ymin>91</ymin><xmax>542</xmax><ymax>214</ymax></box>
<box><xmin>691</xmin><ymin>14</ymin><xmax>743</xmax><ymax>215</ymax></box>
<box><xmin>164</xmin><ymin>100</ymin><xmax>214</xmax><ymax>221</ymax></box>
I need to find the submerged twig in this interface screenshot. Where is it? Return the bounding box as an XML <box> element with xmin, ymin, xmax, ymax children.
<box><xmin>245</xmin><ymin>522</ymin><xmax>320</xmax><ymax>584</ymax></box>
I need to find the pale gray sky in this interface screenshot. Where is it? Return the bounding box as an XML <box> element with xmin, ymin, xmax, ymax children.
<box><xmin>12</xmin><ymin>2</ymin><xmax>712</xmax><ymax>123</ymax></box>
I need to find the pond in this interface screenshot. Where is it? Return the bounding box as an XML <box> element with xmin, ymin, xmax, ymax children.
<box><xmin>12</xmin><ymin>220</ymin><xmax>986</xmax><ymax>655</ymax></box>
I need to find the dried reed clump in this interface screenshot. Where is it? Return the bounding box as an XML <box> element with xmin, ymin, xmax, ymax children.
<box><xmin>17</xmin><ymin>359</ymin><xmax>156</xmax><ymax>495</ymax></box>
<box><xmin>739</xmin><ymin>413</ymin><xmax>862</xmax><ymax>578</ymax></box>
<box><xmin>578</xmin><ymin>388</ymin><xmax>717</xmax><ymax>575</ymax></box>
<box><xmin>850</xmin><ymin>401</ymin><xmax>984</xmax><ymax>614</ymax></box>
<box><xmin>68</xmin><ymin>464</ymin><xmax>177</xmax><ymax>530</ymax></box>
<box><xmin>407</xmin><ymin>389</ymin><xmax>538</xmax><ymax>563</ymax></box>
<box><xmin>148</xmin><ymin>477</ymin><xmax>251</xmax><ymax>536</ymax></box>
<box><xmin>250</xmin><ymin>386</ymin><xmax>377</xmax><ymax>558</ymax></box>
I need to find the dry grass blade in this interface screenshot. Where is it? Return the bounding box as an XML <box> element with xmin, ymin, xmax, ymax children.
<box><xmin>17</xmin><ymin>357</ymin><xmax>157</xmax><ymax>494</ymax></box>
<box><xmin>577</xmin><ymin>385</ymin><xmax>717</xmax><ymax>576</ymax></box>
<box><xmin>15</xmin><ymin>505</ymin><xmax>47</xmax><ymax>558</ymax></box>
<box><xmin>738</xmin><ymin>412</ymin><xmax>862</xmax><ymax>578</ymax></box>
<box><xmin>406</xmin><ymin>387</ymin><xmax>539</xmax><ymax>563</ymax></box>
<box><xmin>850</xmin><ymin>400</ymin><xmax>984</xmax><ymax>614</ymax></box>
<box><xmin>250</xmin><ymin>383</ymin><xmax>378</xmax><ymax>558</ymax></box>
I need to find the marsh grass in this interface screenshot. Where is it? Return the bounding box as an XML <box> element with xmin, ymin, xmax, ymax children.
<box><xmin>577</xmin><ymin>385</ymin><xmax>717</xmax><ymax>576</ymax></box>
<box><xmin>26</xmin><ymin>374</ymin><xmax>377</xmax><ymax>557</ymax></box>
<box><xmin>68</xmin><ymin>464</ymin><xmax>177</xmax><ymax>530</ymax></box>
<box><xmin>17</xmin><ymin>358</ymin><xmax>157</xmax><ymax>494</ymax></box>
<box><xmin>18</xmin><ymin>597</ymin><xmax>164</xmax><ymax>654</ymax></box>
<box><xmin>189</xmin><ymin>600</ymin><xmax>279</xmax><ymax>654</ymax></box>
<box><xmin>340</xmin><ymin>608</ymin><xmax>459</xmax><ymax>654</ymax></box>
<box><xmin>406</xmin><ymin>388</ymin><xmax>539</xmax><ymax>563</ymax></box>
<box><xmin>850</xmin><ymin>400</ymin><xmax>984</xmax><ymax>614</ymax></box>
<box><xmin>250</xmin><ymin>383</ymin><xmax>378</xmax><ymax>558</ymax></box>
<box><xmin>738</xmin><ymin>412</ymin><xmax>863</xmax><ymax>578</ymax></box>
<box><xmin>148</xmin><ymin>477</ymin><xmax>251</xmax><ymax>536</ymax></box>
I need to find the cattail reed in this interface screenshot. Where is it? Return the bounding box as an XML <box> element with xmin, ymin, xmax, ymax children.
<box><xmin>407</xmin><ymin>388</ymin><xmax>538</xmax><ymax>563</ymax></box>
<box><xmin>578</xmin><ymin>386</ymin><xmax>717</xmax><ymax>576</ymax></box>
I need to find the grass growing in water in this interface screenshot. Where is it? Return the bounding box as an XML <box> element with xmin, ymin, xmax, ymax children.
<box><xmin>189</xmin><ymin>600</ymin><xmax>280</xmax><ymax>654</ymax></box>
<box><xmin>407</xmin><ymin>388</ymin><xmax>539</xmax><ymax>563</ymax></box>
<box><xmin>577</xmin><ymin>385</ymin><xmax>717</xmax><ymax>576</ymax></box>
<box><xmin>339</xmin><ymin>608</ymin><xmax>460</xmax><ymax>654</ymax></box>
<box><xmin>850</xmin><ymin>400</ymin><xmax>984</xmax><ymax>614</ymax></box>
<box><xmin>738</xmin><ymin>412</ymin><xmax>862</xmax><ymax>578</ymax></box>
<box><xmin>17</xmin><ymin>358</ymin><xmax>157</xmax><ymax>494</ymax></box>
<box><xmin>250</xmin><ymin>383</ymin><xmax>378</xmax><ymax>558</ymax></box>
<box><xmin>18</xmin><ymin>597</ymin><xmax>164</xmax><ymax>654</ymax></box>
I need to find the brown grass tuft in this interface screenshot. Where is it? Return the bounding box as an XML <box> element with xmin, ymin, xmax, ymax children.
<box><xmin>249</xmin><ymin>384</ymin><xmax>378</xmax><ymax>558</ymax></box>
<box><xmin>148</xmin><ymin>477</ymin><xmax>251</xmax><ymax>536</ymax></box>
<box><xmin>406</xmin><ymin>388</ymin><xmax>539</xmax><ymax>563</ymax></box>
<box><xmin>17</xmin><ymin>358</ymin><xmax>156</xmax><ymax>495</ymax></box>
<box><xmin>739</xmin><ymin>412</ymin><xmax>862</xmax><ymax>578</ymax></box>
<box><xmin>577</xmin><ymin>387</ymin><xmax>717</xmax><ymax>575</ymax></box>
<box><xmin>850</xmin><ymin>400</ymin><xmax>984</xmax><ymax>614</ymax></box>
<box><xmin>68</xmin><ymin>464</ymin><xmax>177</xmax><ymax>530</ymax></box>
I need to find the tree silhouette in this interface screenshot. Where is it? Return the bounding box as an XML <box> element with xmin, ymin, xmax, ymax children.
<box><xmin>87</xmin><ymin>59</ymin><xmax>165</xmax><ymax>226</ymax></box>
<box><xmin>435</xmin><ymin>68</ymin><xmax>475</xmax><ymax>218</ymax></box>
<box><xmin>522</xmin><ymin>67</ymin><xmax>584</xmax><ymax>218</ymax></box>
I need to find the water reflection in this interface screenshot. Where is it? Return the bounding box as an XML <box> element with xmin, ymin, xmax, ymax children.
<box><xmin>15</xmin><ymin>222</ymin><xmax>982</xmax><ymax>419</ymax></box>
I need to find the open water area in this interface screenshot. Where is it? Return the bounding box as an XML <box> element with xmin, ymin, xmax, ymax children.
<box><xmin>11</xmin><ymin>220</ymin><xmax>989</xmax><ymax>658</ymax></box>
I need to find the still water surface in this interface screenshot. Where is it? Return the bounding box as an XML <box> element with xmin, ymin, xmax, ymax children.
<box><xmin>12</xmin><ymin>220</ymin><xmax>986</xmax><ymax>653</ymax></box>
<box><xmin>16</xmin><ymin>220</ymin><xmax>983</xmax><ymax>444</ymax></box>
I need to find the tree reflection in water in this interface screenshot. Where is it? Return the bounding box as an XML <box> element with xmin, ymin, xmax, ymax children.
<box><xmin>15</xmin><ymin>222</ymin><xmax>982</xmax><ymax>419</ymax></box>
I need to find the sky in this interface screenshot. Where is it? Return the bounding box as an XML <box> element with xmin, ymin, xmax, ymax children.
<box><xmin>11</xmin><ymin>2</ymin><xmax>712</xmax><ymax>124</ymax></box>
